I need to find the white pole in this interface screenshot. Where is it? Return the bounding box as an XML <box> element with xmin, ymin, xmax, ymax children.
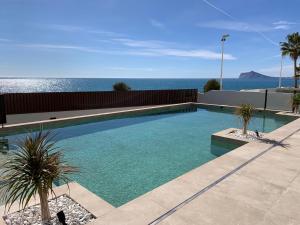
<box><xmin>220</xmin><ymin>39</ymin><xmax>225</xmax><ymax>90</ymax></box>
<box><xmin>279</xmin><ymin>55</ymin><xmax>283</xmax><ymax>88</ymax></box>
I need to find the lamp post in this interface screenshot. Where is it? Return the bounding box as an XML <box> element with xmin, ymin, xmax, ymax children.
<box><xmin>220</xmin><ymin>34</ymin><xmax>230</xmax><ymax>90</ymax></box>
<box><xmin>279</xmin><ymin>55</ymin><xmax>283</xmax><ymax>88</ymax></box>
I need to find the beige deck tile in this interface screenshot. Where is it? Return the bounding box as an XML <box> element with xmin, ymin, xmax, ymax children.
<box><xmin>205</xmin><ymin>153</ymin><xmax>248</xmax><ymax>171</ymax></box>
<box><xmin>87</xmin><ymin>209</ymin><xmax>140</xmax><ymax>225</ymax></box>
<box><xmin>91</xmin><ymin>199</ymin><xmax>166</xmax><ymax>225</ymax></box>
<box><xmin>212</xmin><ymin>173</ymin><xmax>284</xmax><ymax>211</ymax></box>
<box><xmin>269</xmin><ymin>190</ymin><xmax>300</xmax><ymax>221</ymax></box>
<box><xmin>120</xmin><ymin>198</ymin><xmax>166</xmax><ymax>221</ymax></box>
<box><xmin>258</xmin><ymin>212</ymin><xmax>299</xmax><ymax>225</ymax></box>
<box><xmin>178</xmin><ymin>163</ymin><xmax>230</xmax><ymax>190</ymax></box>
<box><xmin>224</xmin><ymin>143</ymin><xmax>269</xmax><ymax>160</ymax></box>
<box><xmin>140</xmin><ymin>177</ymin><xmax>199</xmax><ymax>209</ymax></box>
<box><xmin>158</xmin><ymin>214</ymin><xmax>202</xmax><ymax>225</ymax></box>
<box><xmin>235</xmin><ymin>159</ymin><xmax>299</xmax><ymax>188</ymax></box>
<box><xmin>173</xmin><ymin>189</ymin><xmax>266</xmax><ymax>225</ymax></box>
<box><xmin>288</xmin><ymin>173</ymin><xmax>300</xmax><ymax>193</ymax></box>
<box><xmin>254</xmin><ymin>150</ymin><xmax>300</xmax><ymax>172</ymax></box>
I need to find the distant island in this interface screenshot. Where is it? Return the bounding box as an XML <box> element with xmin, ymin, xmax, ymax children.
<box><xmin>239</xmin><ymin>71</ymin><xmax>274</xmax><ymax>79</ymax></box>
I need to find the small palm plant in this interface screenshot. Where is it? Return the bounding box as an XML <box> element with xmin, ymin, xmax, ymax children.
<box><xmin>0</xmin><ymin>131</ymin><xmax>76</xmax><ymax>223</ymax></box>
<box><xmin>236</xmin><ymin>104</ymin><xmax>254</xmax><ymax>135</ymax></box>
<box><xmin>292</xmin><ymin>93</ymin><xmax>300</xmax><ymax>113</ymax></box>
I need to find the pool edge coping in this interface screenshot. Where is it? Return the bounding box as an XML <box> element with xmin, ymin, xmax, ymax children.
<box><xmin>0</xmin><ymin>103</ymin><xmax>194</xmax><ymax>134</ymax></box>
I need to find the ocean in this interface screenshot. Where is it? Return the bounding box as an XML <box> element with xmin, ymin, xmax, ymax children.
<box><xmin>0</xmin><ymin>77</ymin><xmax>294</xmax><ymax>93</ymax></box>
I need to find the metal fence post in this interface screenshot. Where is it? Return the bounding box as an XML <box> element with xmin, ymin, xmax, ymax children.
<box><xmin>0</xmin><ymin>94</ymin><xmax>7</xmax><ymax>127</ymax></box>
<box><xmin>264</xmin><ymin>89</ymin><xmax>268</xmax><ymax>110</ymax></box>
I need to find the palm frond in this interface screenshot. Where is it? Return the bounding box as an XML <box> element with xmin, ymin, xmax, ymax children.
<box><xmin>0</xmin><ymin>130</ymin><xmax>77</xmax><ymax>213</ymax></box>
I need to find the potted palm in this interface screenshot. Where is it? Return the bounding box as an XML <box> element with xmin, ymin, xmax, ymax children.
<box><xmin>0</xmin><ymin>131</ymin><xmax>76</xmax><ymax>224</ymax></box>
<box><xmin>235</xmin><ymin>104</ymin><xmax>254</xmax><ymax>135</ymax></box>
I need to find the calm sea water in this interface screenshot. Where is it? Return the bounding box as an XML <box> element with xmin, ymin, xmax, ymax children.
<box><xmin>0</xmin><ymin>77</ymin><xmax>294</xmax><ymax>93</ymax></box>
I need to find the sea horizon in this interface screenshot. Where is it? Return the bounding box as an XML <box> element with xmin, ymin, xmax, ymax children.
<box><xmin>0</xmin><ymin>77</ymin><xmax>294</xmax><ymax>93</ymax></box>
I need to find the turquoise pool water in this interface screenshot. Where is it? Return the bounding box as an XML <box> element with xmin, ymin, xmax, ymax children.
<box><xmin>0</xmin><ymin>106</ymin><xmax>294</xmax><ymax>207</ymax></box>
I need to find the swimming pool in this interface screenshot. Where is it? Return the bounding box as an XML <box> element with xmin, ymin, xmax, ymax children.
<box><xmin>0</xmin><ymin>105</ymin><xmax>294</xmax><ymax>207</ymax></box>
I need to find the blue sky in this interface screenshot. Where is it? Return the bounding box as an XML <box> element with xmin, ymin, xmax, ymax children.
<box><xmin>0</xmin><ymin>0</ymin><xmax>299</xmax><ymax>78</ymax></box>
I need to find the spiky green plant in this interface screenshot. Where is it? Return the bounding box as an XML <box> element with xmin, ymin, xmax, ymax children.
<box><xmin>280</xmin><ymin>32</ymin><xmax>300</xmax><ymax>88</ymax></box>
<box><xmin>0</xmin><ymin>131</ymin><xmax>76</xmax><ymax>223</ymax></box>
<box><xmin>236</xmin><ymin>104</ymin><xmax>254</xmax><ymax>135</ymax></box>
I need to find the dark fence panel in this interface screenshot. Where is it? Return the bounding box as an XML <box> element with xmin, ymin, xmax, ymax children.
<box><xmin>0</xmin><ymin>95</ymin><xmax>6</xmax><ymax>125</ymax></box>
<box><xmin>3</xmin><ymin>89</ymin><xmax>197</xmax><ymax>115</ymax></box>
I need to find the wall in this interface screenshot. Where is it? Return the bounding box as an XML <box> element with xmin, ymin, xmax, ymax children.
<box><xmin>3</xmin><ymin>89</ymin><xmax>198</xmax><ymax>115</ymax></box>
<box><xmin>198</xmin><ymin>90</ymin><xmax>293</xmax><ymax>111</ymax></box>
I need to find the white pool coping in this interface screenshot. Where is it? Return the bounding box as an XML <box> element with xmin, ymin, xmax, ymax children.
<box><xmin>0</xmin><ymin>103</ymin><xmax>194</xmax><ymax>135</ymax></box>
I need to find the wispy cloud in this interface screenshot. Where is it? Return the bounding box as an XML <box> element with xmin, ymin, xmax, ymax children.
<box><xmin>258</xmin><ymin>64</ymin><xmax>293</xmax><ymax>76</ymax></box>
<box><xmin>0</xmin><ymin>38</ymin><xmax>11</xmax><ymax>42</ymax></box>
<box><xmin>273</xmin><ymin>20</ymin><xmax>298</xmax><ymax>30</ymax></box>
<box><xmin>43</xmin><ymin>24</ymin><xmax>122</xmax><ymax>37</ymax></box>
<box><xmin>17</xmin><ymin>43</ymin><xmax>103</xmax><ymax>53</ymax></box>
<box><xmin>198</xmin><ymin>20</ymin><xmax>297</xmax><ymax>32</ymax></box>
<box><xmin>108</xmin><ymin>66</ymin><xmax>155</xmax><ymax>72</ymax></box>
<box><xmin>198</xmin><ymin>21</ymin><xmax>272</xmax><ymax>32</ymax></box>
<box><xmin>17</xmin><ymin>40</ymin><xmax>236</xmax><ymax>60</ymax></box>
<box><xmin>201</xmin><ymin>0</ymin><xmax>278</xmax><ymax>46</ymax></box>
<box><xmin>149</xmin><ymin>19</ymin><xmax>165</xmax><ymax>29</ymax></box>
<box><xmin>140</xmin><ymin>48</ymin><xmax>236</xmax><ymax>60</ymax></box>
<box><xmin>112</xmin><ymin>38</ymin><xmax>170</xmax><ymax>48</ymax></box>
<box><xmin>112</xmin><ymin>38</ymin><xmax>236</xmax><ymax>60</ymax></box>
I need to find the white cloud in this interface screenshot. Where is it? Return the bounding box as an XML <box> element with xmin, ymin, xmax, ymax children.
<box><xmin>198</xmin><ymin>21</ymin><xmax>271</xmax><ymax>32</ymax></box>
<box><xmin>44</xmin><ymin>24</ymin><xmax>122</xmax><ymax>37</ymax></box>
<box><xmin>17</xmin><ymin>43</ymin><xmax>103</xmax><ymax>53</ymax></box>
<box><xmin>198</xmin><ymin>20</ymin><xmax>297</xmax><ymax>32</ymax></box>
<box><xmin>108</xmin><ymin>66</ymin><xmax>155</xmax><ymax>72</ymax></box>
<box><xmin>0</xmin><ymin>38</ymin><xmax>11</xmax><ymax>42</ymax></box>
<box><xmin>273</xmin><ymin>20</ymin><xmax>298</xmax><ymax>30</ymax></box>
<box><xmin>112</xmin><ymin>38</ymin><xmax>170</xmax><ymax>48</ymax></box>
<box><xmin>17</xmin><ymin>41</ymin><xmax>236</xmax><ymax>60</ymax></box>
<box><xmin>142</xmin><ymin>48</ymin><xmax>236</xmax><ymax>60</ymax></box>
<box><xmin>149</xmin><ymin>19</ymin><xmax>165</xmax><ymax>29</ymax></box>
<box><xmin>258</xmin><ymin>64</ymin><xmax>293</xmax><ymax>77</ymax></box>
<box><xmin>112</xmin><ymin>38</ymin><xmax>236</xmax><ymax>60</ymax></box>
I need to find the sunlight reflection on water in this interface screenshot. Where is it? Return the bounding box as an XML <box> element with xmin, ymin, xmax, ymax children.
<box><xmin>0</xmin><ymin>78</ymin><xmax>72</xmax><ymax>93</ymax></box>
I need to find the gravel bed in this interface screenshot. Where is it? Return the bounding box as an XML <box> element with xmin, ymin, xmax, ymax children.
<box><xmin>3</xmin><ymin>195</ymin><xmax>95</xmax><ymax>225</ymax></box>
<box><xmin>229</xmin><ymin>129</ymin><xmax>263</xmax><ymax>141</ymax></box>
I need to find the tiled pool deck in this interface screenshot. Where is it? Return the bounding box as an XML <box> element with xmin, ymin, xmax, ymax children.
<box><xmin>1</xmin><ymin>104</ymin><xmax>300</xmax><ymax>224</ymax></box>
